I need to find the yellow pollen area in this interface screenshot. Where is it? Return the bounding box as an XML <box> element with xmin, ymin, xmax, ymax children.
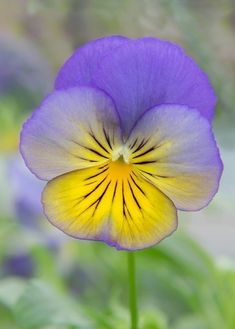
<box><xmin>108</xmin><ymin>156</ymin><xmax>133</xmax><ymax>180</ymax></box>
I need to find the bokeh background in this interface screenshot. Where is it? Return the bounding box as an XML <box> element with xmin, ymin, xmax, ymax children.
<box><xmin>0</xmin><ymin>1</ymin><xmax>235</xmax><ymax>328</ymax></box>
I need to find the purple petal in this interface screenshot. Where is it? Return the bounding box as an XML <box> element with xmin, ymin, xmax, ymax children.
<box><xmin>126</xmin><ymin>104</ymin><xmax>223</xmax><ymax>211</ymax></box>
<box><xmin>92</xmin><ymin>37</ymin><xmax>217</xmax><ymax>136</ymax></box>
<box><xmin>55</xmin><ymin>35</ymin><xmax>129</xmax><ymax>89</ymax></box>
<box><xmin>20</xmin><ymin>87</ymin><xmax>122</xmax><ymax>181</ymax></box>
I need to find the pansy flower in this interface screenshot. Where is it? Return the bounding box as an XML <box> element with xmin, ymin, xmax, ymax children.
<box><xmin>20</xmin><ymin>36</ymin><xmax>223</xmax><ymax>250</ymax></box>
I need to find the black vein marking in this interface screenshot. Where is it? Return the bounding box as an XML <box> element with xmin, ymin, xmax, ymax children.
<box><xmin>112</xmin><ymin>181</ymin><xmax>118</xmax><ymax>202</ymax></box>
<box><xmin>156</xmin><ymin>175</ymin><xmax>169</xmax><ymax>178</ymax></box>
<box><xmin>130</xmin><ymin>138</ymin><xmax>138</xmax><ymax>150</ymax></box>
<box><xmin>129</xmin><ymin>174</ymin><xmax>146</xmax><ymax>196</ymax></box>
<box><xmin>75</xmin><ymin>155</ymin><xmax>97</xmax><ymax>162</ymax></box>
<box><xmin>132</xmin><ymin>138</ymin><xmax>150</xmax><ymax>153</ymax></box>
<box><xmin>78</xmin><ymin>181</ymin><xmax>111</xmax><ymax>217</ymax></box>
<box><xmin>139</xmin><ymin>169</ymin><xmax>169</xmax><ymax>179</ymax></box>
<box><xmin>131</xmin><ymin>170</ymin><xmax>147</xmax><ymax>182</ymax></box>
<box><xmin>127</xmin><ymin>180</ymin><xmax>142</xmax><ymax>210</ymax></box>
<box><xmin>84</xmin><ymin>167</ymin><xmax>108</xmax><ymax>181</ymax></box>
<box><xmin>91</xmin><ymin>200</ymin><xmax>100</xmax><ymax>217</ymax></box>
<box><xmin>121</xmin><ymin>183</ymin><xmax>133</xmax><ymax>221</ymax></box>
<box><xmin>83</xmin><ymin>176</ymin><xmax>108</xmax><ymax>198</ymax></box>
<box><xmin>85</xmin><ymin>146</ymin><xmax>108</xmax><ymax>158</ymax></box>
<box><xmin>69</xmin><ymin>138</ymin><xmax>108</xmax><ymax>159</ymax></box>
<box><xmin>99</xmin><ymin>163</ymin><xmax>109</xmax><ymax>170</ymax></box>
<box><xmin>89</xmin><ymin>131</ymin><xmax>109</xmax><ymax>154</ymax></box>
<box><xmin>134</xmin><ymin>160</ymin><xmax>156</xmax><ymax>165</ymax></box>
<box><xmin>122</xmin><ymin>182</ymin><xmax>134</xmax><ymax>232</ymax></box>
<box><xmin>122</xmin><ymin>180</ymin><xmax>142</xmax><ymax>236</ymax></box>
<box><xmin>122</xmin><ymin>181</ymin><xmax>127</xmax><ymax>218</ymax></box>
<box><xmin>125</xmin><ymin>204</ymin><xmax>133</xmax><ymax>220</ymax></box>
<box><xmin>84</xmin><ymin>181</ymin><xmax>97</xmax><ymax>186</ymax></box>
<box><xmin>138</xmin><ymin>169</ymin><xmax>155</xmax><ymax>177</ymax></box>
<box><xmin>131</xmin><ymin>171</ymin><xmax>139</xmax><ymax>178</ymax></box>
<box><xmin>91</xmin><ymin>181</ymin><xmax>112</xmax><ymax>217</ymax></box>
<box><xmin>132</xmin><ymin>146</ymin><xmax>155</xmax><ymax>159</ymax></box>
<box><xmin>123</xmin><ymin>208</ymin><xmax>134</xmax><ymax>240</ymax></box>
<box><xmin>103</xmin><ymin>127</ymin><xmax>112</xmax><ymax>150</ymax></box>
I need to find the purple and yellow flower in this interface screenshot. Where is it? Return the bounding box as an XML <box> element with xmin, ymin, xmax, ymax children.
<box><xmin>20</xmin><ymin>36</ymin><xmax>223</xmax><ymax>250</ymax></box>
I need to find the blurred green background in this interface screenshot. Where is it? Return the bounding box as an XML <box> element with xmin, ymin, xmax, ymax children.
<box><xmin>0</xmin><ymin>1</ymin><xmax>235</xmax><ymax>328</ymax></box>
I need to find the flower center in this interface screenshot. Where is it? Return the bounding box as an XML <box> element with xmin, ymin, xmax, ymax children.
<box><xmin>109</xmin><ymin>155</ymin><xmax>133</xmax><ymax>180</ymax></box>
<box><xmin>111</xmin><ymin>145</ymin><xmax>130</xmax><ymax>163</ymax></box>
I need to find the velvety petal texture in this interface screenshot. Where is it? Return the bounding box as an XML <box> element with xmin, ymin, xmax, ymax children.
<box><xmin>42</xmin><ymin>163</ymin><xmax>177</xmax><ymax>250</ymax></box>
<box><xmin>126</xmin><ymin>105</ymin><xmax>223</xmax><ymax>210</ymax></box>
<box><xmin>92</xmin><ymin>38</ymin><xmax>216</xmax><ymax>135</ymax></box>
<box><xmin>55</xmin><ymin>36</ymin><xmax>128</xmax><ymax>89</ymax></box>
<box><xmin>20</xmin><ymin>87</ymin><xmax>122</xmax><ymax>181</ymax></box>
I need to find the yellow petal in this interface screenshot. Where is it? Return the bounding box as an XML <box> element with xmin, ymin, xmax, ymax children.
<box><xmin>42</xmin><ymin>162</ymin><xmax>177</xmax><ymax>250</ymax></box>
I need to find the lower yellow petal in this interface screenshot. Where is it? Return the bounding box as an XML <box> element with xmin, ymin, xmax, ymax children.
<box><xmin>42</xmin><ymin>162</ymin><xmax>177</xmax><ymax>250</ymax></box>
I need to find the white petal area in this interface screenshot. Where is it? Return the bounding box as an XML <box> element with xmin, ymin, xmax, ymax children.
<box><xmin>126</xmin><ymin>105</ymin><xmax>223</xmax><ymax>210</ymax></box>
<box><xmin>20</xmin><ymin>87</ymin><xmax>122</xmax><ymax>180</ymax></box>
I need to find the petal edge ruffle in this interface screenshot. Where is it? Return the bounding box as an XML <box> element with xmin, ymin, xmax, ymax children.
<box><xmin>55</xmin><ymin>35</ymin><xmax>129</xmax><ymax>89</ymax></box>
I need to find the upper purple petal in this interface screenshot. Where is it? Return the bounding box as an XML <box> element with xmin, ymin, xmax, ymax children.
<box><xmin>55</xmin><ymin>35</ymin><xmax>129</xmax><ymax>89</ymax></box>
<box><xmin>92</xmin><ymin>37</ymin><xmax>217</xmax><ymax>136</ymax></box>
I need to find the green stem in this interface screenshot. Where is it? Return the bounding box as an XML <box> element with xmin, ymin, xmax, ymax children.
<box><xmin>127</xmin><ymin>252</ymin><xmax>138</xmax><ymax>329</ymax></box>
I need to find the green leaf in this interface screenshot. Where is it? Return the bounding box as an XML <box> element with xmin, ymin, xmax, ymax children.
<box><xmin>0</xmin><ymin>277</ymin><xmax>26</xmax><ymax>308</ymax></box>
<box><xmin>13</xmin><ymin>279</ymin><xmax>89</xmax><ymax>329</ymax></box>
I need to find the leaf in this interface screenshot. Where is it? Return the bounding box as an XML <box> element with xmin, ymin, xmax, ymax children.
<box><xmin>13</xmin><ymin>279</ymin><xmax>90</xmax><ymax>329</ymax></box>
<box><xmin>0</xmin><ymin>277</ymin><xmax>26</xmax><ymax>308</ymax></box>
